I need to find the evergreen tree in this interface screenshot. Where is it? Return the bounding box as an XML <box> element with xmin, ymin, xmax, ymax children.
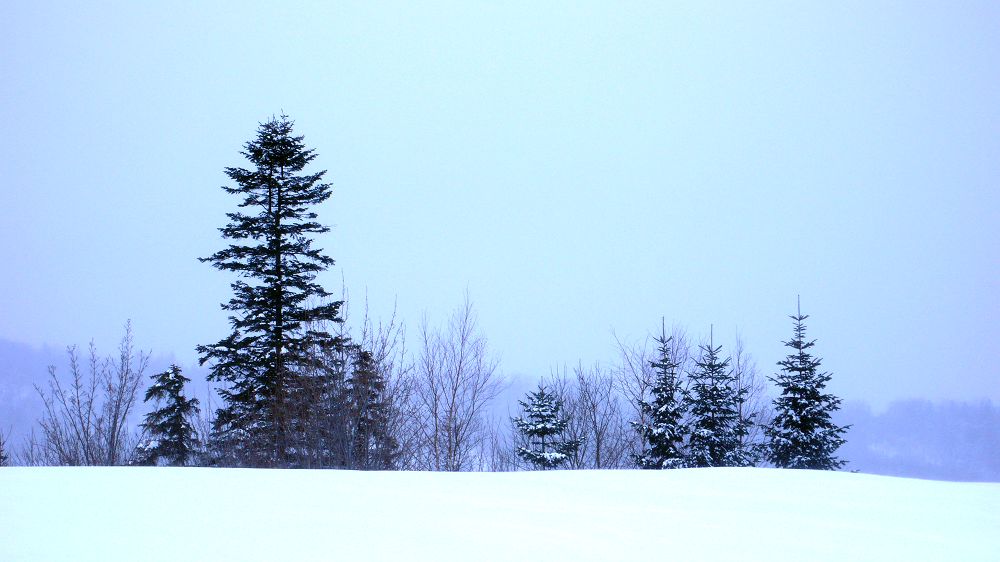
<box><xmin>137</xmin><ymin>365</ymin><xmax>201</xmax><ymax>466</ymax></box>
<box><xmin>685</xmin><ymin>330</ymin><xmax>751</xmax><ymax>468</ymax></box>
<box><xmin>632</xmin><ymin>323</ymin><xmax>688</xmax><ymax>469</ymax></box>
<box><xmin>346</xmin><ymin>348</ymin><xmax>398</xmax><ymax>470</ymax></box>
<box><xmin>512</xmin><ymin>385</ymin><xmax>581</xmax><ymax>469</ymax></box>
<box><xmin>765</xmin><ymin>300</ymin><xmax>848</xmax><ymax>470</ymax></box>
<box><xmin>198</xmin><ymin>115</ymin><xmax>346</xmax><ymax>467</ymax></box>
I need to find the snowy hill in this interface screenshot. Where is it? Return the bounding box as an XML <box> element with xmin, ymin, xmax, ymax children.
<box><xmin>1</xmin><ymin>468</ymin><xmax>997</xmax><ymax>561</ymax></box>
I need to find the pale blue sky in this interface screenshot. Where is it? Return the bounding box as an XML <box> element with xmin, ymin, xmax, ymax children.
<box><xmin>1</xmin><ymin>1</ymin><xmax>997</xmax><ymax>407</ymax></box>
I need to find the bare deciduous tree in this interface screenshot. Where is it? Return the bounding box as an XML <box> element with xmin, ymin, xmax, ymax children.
<box><xmin>571</xmin><ymin>363</ymin><xmax>630</xmax><ymax>469</ymax></box>
<box><xmin>25</xmin><ymin>322</ymin><xmax>148</xmax><ymax>466</ymax></box>
<box><xmin>545</xmin><ymin>364</ymin><xmax>631</xmax><ymax>469</ymax></box>
<box><xmin>0</xmin><ymin>426</ymin><xmax>8</xmax><ymax>466</ymax></box>
<box><xmin>732</xmin><ymin>333</ymin><xmax>772</xmax><ymax>463</ymax></box>
<box><xmin>354</xmin><ymin>298</ymin><xmax>417</xmax><ymax>470</ymax></box>
<box><xmin>252</xmin><ymin>288</ymin><xmax>419</xmax><ymax>470</ymax></box>
<box><xmin>414</xmin><ymin>297</ymin><xmax>504</xmax><ymax>471</ymax></box>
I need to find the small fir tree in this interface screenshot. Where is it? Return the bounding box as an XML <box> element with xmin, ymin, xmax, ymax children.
<box><xmin>765</xmin><ymin>300</ymin><xmax>848</xmax><ymax>470</ymax></box>
<box><xmin>137</xmin><ymin>365</ymin><xmax>201</xmax><ymax>466</ymax></box>
<box><xmin>346</xmin><ymin>349</ymin><xmax>398</xmax><ymax>470</ymax></box>
<box><xmin>512</xmin><ymin>385</ymin><xmax>581</xmax><ymax>469</ymax></box>
<box><xmin>283</xmin><ymin>331</ymin><xmax>354</xmax><ymax>469</ymax></box>
<box><xmin>632</xmin><ymin>323</ymin><xmax>688</xmax><ymax>469</ymax></box>
<box><xmin>685</xmin><ymin>329</ymin><xmax>751</xmax><ymax>468</ymax></box>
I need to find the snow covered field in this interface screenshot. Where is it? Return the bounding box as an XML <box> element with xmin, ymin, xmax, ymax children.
<box><xmin>1</xmin><ymin>467</ymin><xmax>997</xmax><ymax>561</ymax></box>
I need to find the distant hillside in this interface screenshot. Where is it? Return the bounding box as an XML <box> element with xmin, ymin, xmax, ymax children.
<box><xmin>836</xmin><ymin>399</ymin><xmax>1000</xmax><ymax>481</ymax></box>
<box><xmin>0</xmin><ymin>339</ymin><xmax>62</xmax><ymax>443</ymax></box>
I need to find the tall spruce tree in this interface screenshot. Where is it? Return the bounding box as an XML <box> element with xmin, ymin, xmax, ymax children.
<box><xmin>198</xmin><ymin>115</ymin><xmax>346</xmax><ymax>467</ymax></box>
<box><xmin>685</xmin><ymin>329</ymin><xmax>752</xmax><ymax>468</ymax></box>
<box><xmin>137</xmin><ymin>365</ymin><xmax>201</xmax><ymax>466</ymax></box>
<box><xmin>765</xmin><ymin>300</ymin><xmax>848</xmax><ymax>470</ymax></box>
<box><xmin>632</xmin><ymin>322</ymin><xmax>688</xmax><ymax>469</ymax></box>
<box><xmin>513</xmin><ymin>385</ymin><xmax>581</xmax><ymax>469</ymax></box>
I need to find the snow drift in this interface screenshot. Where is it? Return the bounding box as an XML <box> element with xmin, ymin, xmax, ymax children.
<box><xmin>1</xmin><ymin>467</ymin><xmax>997</xmax><ymax>561</ymax></box>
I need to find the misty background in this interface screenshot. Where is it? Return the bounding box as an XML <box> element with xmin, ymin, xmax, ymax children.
<box><xmin>1</xmin><ymin>2</ymin><xmax>997</xmax><ymax>479</ymax></box>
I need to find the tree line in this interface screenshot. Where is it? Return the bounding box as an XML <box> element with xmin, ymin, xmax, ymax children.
<box><xmin>4</xmin><ymin>116</ymin><xmax>847</xmax><ymax>471</ymax></box>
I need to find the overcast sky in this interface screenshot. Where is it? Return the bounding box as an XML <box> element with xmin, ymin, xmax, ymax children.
<box><xmin>1</xmin><ymin>1</ymin><xmax>997</xmax><ymax>408</ymax></box>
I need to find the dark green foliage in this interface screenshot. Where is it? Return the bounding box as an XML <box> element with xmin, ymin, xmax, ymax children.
<box><xmin>513</xmin><ymin>385</ymin><xmax>581</xmax><ymax>469</ymax></box>
<box><xmin>765</xmin><ymin>303</ymin><xmax>848</xmax><ymax>470</ymax></box>
<box><xmin>197</xmin><ymin>115</ymin><xmax>346</xmax><ymax>467</ymax></box>
<box><xmin>346</xmin><ymin>349</ymin><xmax>398</xmax><ymax>470</ymax></box>
<box><xmin>686</xmin><ymin>332</ymin><xmax>752</xmax><ymax>468</ymax></box>
<box><xmin>137</xmin><ymin>365</ymin><xmax>201</xmax><ymax>466</ymax></box>
<box><xmin>633</xmin><ymin>329</ymin><xmax>688</xmax><ymax>469</ymax></box>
